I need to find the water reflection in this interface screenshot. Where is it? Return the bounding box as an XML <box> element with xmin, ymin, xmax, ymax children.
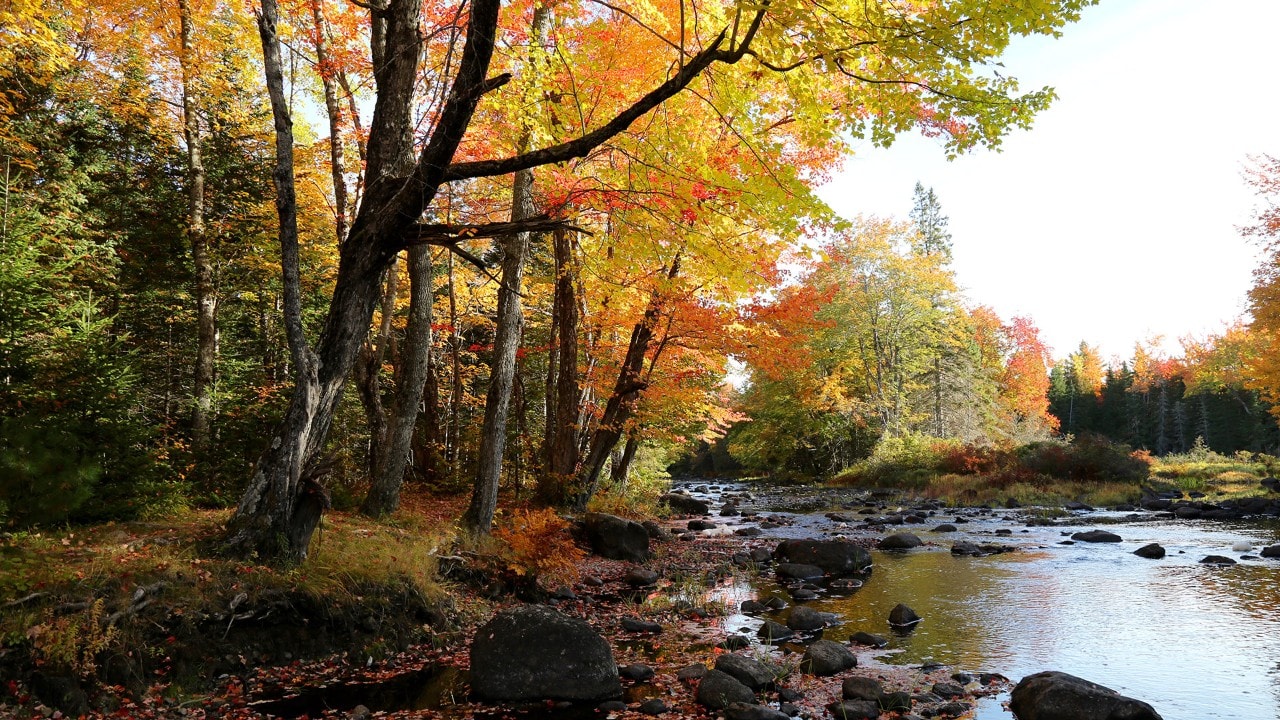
<box><xmin>732</xmin><ymin>517</ymin><xmax>1280</xmax><ymax>720</ymax></box>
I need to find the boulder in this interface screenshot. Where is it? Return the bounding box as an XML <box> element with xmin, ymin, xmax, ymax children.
<box><xmin>951</xmin><ymin>541</ymin><xmax>981</xmax><ymax>557</ymax></box>
<box><xmin>660</xmin><ymin>492</ymin><xmax>710</xmax><ymax>515</ymax></box>
<box><xmin>1200</xmin><ymin>555</ymin><xmax>1237</xmax><ymax>565</ymax></box>
<box><xmin>1262</xmin><ymin>544</ymin><xmax>1280</xmax><ymax>558</ymax></box>
<box><xmin>470</xmin><ymin>605</ymin><xmax>621</xmax><ymax>701</ymax></box>
<box><xmin>850</xmin><ymin>631</ymin><xmax>888</xmax><ymax>648</ymax></box>
<box><xmin>775</xmin><ymin>539</ymin><xmax>872</xmax><ymax>576</ymax></box>
<box><xmin>888</xmin><ymin>603</ymin><xmax>922</xmax><ymax>628</ymax></box>
<box><xmin>878</xmin><ymin>533</ymin><xmax>924</xmax><ymax>551</ymax></box>
<box><xmin>1133</xmin><ymin>543</ymin><xmax>1166</xmax><ymax>559</ymax></box>
<box><xmin>625</xmin><ymin>567</ymin><xmax>660</xmax><ymax>586</ymax></box>
<box><xmin>688</xmin><ymin>519</ymin><xmax>719</xmax><ymax>531</ymax></box>
<box><xmin>841</xmin><ymin>676</ymin><xmax>884</xmax><ymax>701</ymax></box>
<box><xmin>741</xmin><ymin>599</ymin><xmax>768</xmax><ymax>614</ymax></box>
<box><xmin>800</xmin><ymin>639</ymin><xmax>857</xmax><ymax>676</ymax></box>
<box><xmin>677</xmin><ymin>664</ymin><xmax>708</xmax><ymax>681</ymax></box>
<box><xmin>1009</xmin><ymin>671</ymin><xmax>1163</xmax><ymax>720</ymax></box>
<box><xmin>696</xmin><ymin>669</ymin><xmax>757</xmax><ymax>710</ymax></box>
<box><xmin>932</xmin><ymin>524</ymin><xmax>958</xmax><ymax>533</ymax></box>
<box><xmin>582</xmin><ymin>512</ymin><xmax>650</xmax><ymax>562</ymax></box>
<box><xmin>641</xmin><ymin>520</ymin><xmax>670</xmax><ymax>541</ymax></box>
<box><xmin>715</xmin><ymin>653</ymin><xmax>777</xmax><ymax>690</ymax></box>
<box><xmin>1064</xmin><ymin>501</ymin><xmax>1094</xmax><ymax>511</ymax></box>
<box><xmin>1071</xmin><ymin>530</ymin><xmax>1121</xmax><ymax>543</ymax></box>
<box><xmin>931</xmin><ymin>682</ymin><xmax>964</xmax><ymax>699</ymax></box>
<box><xmin>757</xmin><ymin>620</ymin><xmax>794</xmax><ymax>643</ymax></box>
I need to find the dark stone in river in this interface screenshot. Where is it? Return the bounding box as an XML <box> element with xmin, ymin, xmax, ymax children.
<box><xmin>951</xmin><ymin>541</ymin><xmax>982</xmax><ymax>557</ymax></box>
<box><xmin>660</xmin><ymin>492</ymin><xmax>709</xmax><ymax>515</ymax></box>
<box><xmin>841</xmin><ymin>676</ymin><xmax>884</xmax><ymax>701</ymax></box>
<box><xmin>688</xmin><ymin>519</ymin><xmax>718</xmax><ymax>531</ymax></box>
<box><xmin>715</xmin><ymin>653</ymin><xmax>777</xmax><ymax>691</ymax></box>
<box><xmin>931</xmin><ymin>682</ymin><xmax>964</xmax><ymax>699</ymax></box>
<box><xmin>787</xmin><ymin>605</ymin><xmax>832</xmax><ymax>632</ymax></box>
<box><xmin>777</xmin><ymin>562</ymin><xmax>826</xmax><ymax>581</ymax></box>
<box><xmin>470</xmin><ymin>605</ymin><xmax>621</xmax><ymax>701</ymax></box>
<box><xmin>775</xmin><ymin>539</ymin><xmax>873</xmax><ymax>576</ymax></box>
<box><xmin>878</xmin><ymin>533</ymin><xmax>924</xmax><ymax>551</ymax></box>
<box><xmin>1262</xmin><ymin>544</ymin><xmax>1280</xmax><ymax>558</ymax></box>
<box><xmin>735</xmin><ymin>527</ymin><xmax>763</xmax><ymax>537</ymax></box>
<box><xmin>826</xmin><ymin>699</ymin><xmax>880</xmax><ymax>719</ymax></box>
<box><xmin>932</xmin><ymin>524</ymin><xmax>958</xmax><ymax>533</ymax></box>
<box><xmin>581</xmin><ymin>512</ymin><xmax>650</xmax><ymax>562</ymax></box>
<box><xmin>1064</xmin><ymin>501</ymin><xmax>1094</xmax><ymax>511</ymax></box>
<box><xmin>719</xmin><ymin>634</ymin><xmax>751</xmax><ymax>651</ymax></box>
<box><xmin>757</xmin><ymin>620</ymin><xmax>794</xmax><ymax>642</ymax></box>
<box><xmin>1071</xmin><ymin>530</ymin><xmax>1121</xmax><ymax>543</ymax></box>
<box><xmin>790</xmin><ymin>587</ymin><xmax>819</xmax><ymax>601</ymax></box>
<box><xmin>725</xmin><ymin>702</ymin><xmax>790</xmax><ymax>720</ymax></box>
<box><xmin>888</xmin><ymin>603</ymin><xmax>922</xmax><ymax>628</ymax></box>
<box><xmin>880</xmin><ymin>691</ymin><xmax>912</xmax><ymax>711</ymax></box>
<box><xmin>696</xmin><ymin>669</ymin><xmax>757</xmax><ymax>709</ymax></box>
<box><xmin>741</xmin><ymin>599</ymin><xmax>768</xmax><ymax>613</ymax></box>
<box><xmin>850</xmin><ymin>631</ymin><xmax>888</xmax><ymax>647</ymax></box>
<box><xmin>800</xmin><ymin>639</ymin><xmax>857</xmax><ymax>676</ymax></box>
<box><xmin>1010</xmin><ymin>670</ymin><xmax>1163</xmax><ymax>720</ymax></box>
<box><xmin>1134</xmin><ymin>543</ymin><xmax>1166</xmax><ymax>559</ymax></box>
<box><xmin>1200</xmin><ymin>555</ymin><xmax>1237</xmax><ymax>565</ymax></box>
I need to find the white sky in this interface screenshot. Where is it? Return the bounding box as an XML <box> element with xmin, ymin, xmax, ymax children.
<box><xmin>817</xmin><ymin>0</ymin><xmax>1280</xmax><ymax>364</ymax></box>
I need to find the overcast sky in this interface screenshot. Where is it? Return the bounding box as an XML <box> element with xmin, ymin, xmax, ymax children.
<box><xmin>817</xmin><ymin>0</ymin><xmax>1279</xmax><ymax>363</ymax></box>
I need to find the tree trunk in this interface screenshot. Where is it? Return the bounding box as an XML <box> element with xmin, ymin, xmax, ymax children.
<box><xmin>574</xmin><ymin>252</ymin><xmax>680</xmax><ymax>510</ymax></box>
<box><xmin>537</xmin><ymin>227</ymin><xmax>581</xmax><ymax>505</ymax></box>
<box><xmin>446</xmin><ymin>252</ymin><xmax>462</xmax><ymax>479</ymax></box>
<box><xmin>353</xmin><ymin>263</ymin><xmax>399</xmax><ymax>477</ymax></box>
<box><xmin>610</xmin><ymin>433</ymin><xmax>639</xmax><ymax>488</ymax></box>
<box><xmin>363</xmin><ymin>245</ymin><xmax>433</xmax><ymax>515</ymax></box>
<box><xmin>309</xmin><ymin>0</ymin><xmax>349</xmax><ymax>244</ymax></box>
<box><xmin>461</xmin><ymin>166</ymin><xmax>535</xmax><ymax>533</ymax></box>
<box><xmin>179</xmin><ymin>0</ymin><xmax>216</xmax><ymax>447</ymax></box>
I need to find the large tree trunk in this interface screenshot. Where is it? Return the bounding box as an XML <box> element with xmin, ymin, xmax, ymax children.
<box><xmin>179</xmin><ymin>0</ymin><xmax>217</xmax><ymax>447</ymax></box>
<box><xmin>461</xmin><ymin>166</ymin><xmax>535</xmax><ymax>533</ymax></box>
<box><xmin>363</xmin><ymin>245</ymin><xmax>433</xmax><ymax>515</ymax></box>
<box><xmin>353</xmin><ymin>264</ymin><xmax>399</xmax><ymax>477</ymax></box>
<box><xmin>610</xmin><ymin>433</ymin><xmax>639</xmax><ymax>488</ymax></box>
<box><xmin>537</xmin><ymin>227</ymin><xmax>581</xmax><ymax>505</ymax></box>
<box><xmin>309</xmin><ymin>0</ymin><xmax>350</xmax><ymax>244</ymax></box>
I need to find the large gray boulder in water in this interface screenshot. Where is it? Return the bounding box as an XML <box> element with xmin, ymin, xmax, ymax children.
<box><xmin>1010</xmin><ymin>671</ymin><xmax>1163</xmax><ymax>720</ymax></box>
<box><xmin>470</xmin><ymin>605</ymin><xmax>621</xmax><ymax>701</ymax></box>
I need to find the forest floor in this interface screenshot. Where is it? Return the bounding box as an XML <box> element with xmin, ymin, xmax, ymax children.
<box><xmin>0</xmin><ymin>485</ymin><xmax>1009</xmax><ymax>720</ymax></box>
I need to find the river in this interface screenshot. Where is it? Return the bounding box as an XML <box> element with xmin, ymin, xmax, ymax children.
<box><xmin>689</xmin><ymin>481</ymin><xmax>1280</xmax><ymax>719</ymax></box>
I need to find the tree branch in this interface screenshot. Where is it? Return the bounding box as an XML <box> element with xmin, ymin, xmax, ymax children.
<box><xmin>403</xmin><ymin>214</ymin><xmax>590</xmax><ymax>248</ymax></box>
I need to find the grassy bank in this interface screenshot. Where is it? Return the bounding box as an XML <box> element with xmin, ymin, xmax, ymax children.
<box><xmin>830</xmin><ymin>435</ymin><xmax>1278</xmax><ymax>507</ymax></box>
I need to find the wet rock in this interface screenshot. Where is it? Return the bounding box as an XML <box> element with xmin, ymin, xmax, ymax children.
<box><xmin>696</xmin><ymin>669</ymin><xmax>757</xmax><ymax>709</ymax></box>
<box><xmin>763</xmin><ymin>596</ymin><xmax>788</xmax><ymax>610</ymax></box>
<box><xmin>828</xmin><ymin>577</ymin><xmax>864</xmax><ymax>592</ymax></box>
<box><xmin>826</xmin><ymin>699</ymin><xmax>880</xmax><ymax>719</ymax></box>
<box><xmin>470</xmin><ymin>605</ymin><xmax>621</xmax><ymax>701</ymax></box>
<box><xmin>790</xmin><ymin>587</ymin><xmax>819</xmax><ymax>601</ymax></box>
<box><xmin>787</xmin><ymin>606</ymin><xmax>832</xmax><ymax>632</ymax></box>
<box><xmin>720</xmin><ymin>634</ymin><xmax>751</xmax><ymax>651</ymax></box>
<box><xmin>1173</xmin><ymin>506</ymin><xmax>1202</xmax><ymax>519</ymax></box>
<box><xmin>620</xmin><ymin>664</ymin><xmax>655</xmax><ymax>682</ymax></box>
<box><xmin>741</xmin><ymin>599</ymin><xmax>768</xmax><ymax>614</ymax></box>
<box><xmin>878</xmin><ymin>533</ymin><xmax>924</xmax><ymax>551</ymax></box>
<box><xmin>750</xmin><ymin>548</ymin><xmax>774</xmax><ymax>564</ymax></box>
<box><xmin>598</xmin><ymin>700</ymin><xmax>628</xmax><ymax>712</ymax></box>
<box><xmin>1142</xmin><ymin>498</ymin><xmax>1173</xmax><ymax>511</ymax></box>
<box><xmin>951</xmin><ymin>541</ymin><xmax>982</xmax><ymax>557</ymax></box>
<box><xmin>661</xmin><ymin>493</ymin><xmax>710</xmax><ymax>515</ymax></box>
<box><xmin>888</xmin><ymin>603</ymin><xmax>922</xmax><ymax>628</ymax></box>
<box><xmin>926</xmin><ymin>701</ymin><xmax>970</xmax><ymax>717</ymax></box>
<box><xmin>880</xmin><ymin>691</ymin><xmax>913</xmax><ymax>711</ymax></box>
<box><xmin>582</xmin><ymin>575</ymin><xmax>604</xmax><ymax>586</ymax></box>
<box><xmin>1071</xmin><ymin>530</ymin><xmax>1121</xmax><ymax>543</ymax></box>
<box><xmin>850</xmin><ymin>631</ymin><xmax>888</xmax><ymax>647</ymax></box>
<box><xmin>1134</xmin><ymin>543</ymin><xmax>1166</xmax><ymax>559</ymax></box>
<box><xmin>582</xmin><ymin>512</ymin><xmax>651</xmax><ymax>562</ymax></box>
<box><xmin>639</xmin><ymin>698</ymin><xmax>668</xmax><ymax>715</ymax></box>
<box><xmin>757</xmin><ymin>620</ymin><xmax>794</xmax><ymax>642</ymax></box>
<box><xmin>774</xmin><ymin>539</ymin><xmax>872</xmax><ymax>576</ymax></box>
<box><xmin>1064</xmin><ymin>501</ymin><xmax>1094</xmax><ymax>511</ymax></box>
<box><xmin>1200</xmin><ymin>555</ymin><xmax>1237</xmax><ymax>565</ymax></box>
<box><xmin>721</xmin><ymin>503</ymin><xmax>741</xmax><ymax>517</ymax></box>
<box><xmin>801</xmin><ymin>640</ymin><xmax>857</xmax><ymax>675</ymax></box>
<box><xmin>931</xmin><ymin>682</ymin><xmax>964</xmax><ymax>699</ymax></box>
<box><xmin>725</xmin><ymin>702</ymin><xmax>790</xmax><ymax>720</ymax></box>
<box><xmin>735</xmin><ymin>527</ymin><xmax>763</xmax><ymax>537</ymax></box>
<box><xmin>841</xmin><ymin>676</ymin><xmax>884</xmax><ymax>701</ymax></box>
<box><xmin>625</xmin><ymin>567</ymin><xmax>660</xmax><ymax>586</ymax></box>
<box><xmin>641</xmin><ymin>520</ymin><xmax>671</xmax><ymax>541</ymax></box>
<box><xmin>1262</xmin><ymin>544</ymin><xmax>1280</xmax><ymax>558</ymax></box>
<box><xmin>777</xmin><ymin>562</ymin><xmax>826</xmax><ymax>581</ymax></box>
<box><xmin>621</xmin><ymin>616</ymin><xmax>663</xmax><ymax>633</ymax></box>
<box><xmin>1010</xmin><ymin>671</ymin><xmax>1163</xmax><ymax>720</ymax></box>
<box><xmin>932</xmin><ymin>524</ymin><xmax>957</xmax><ymax>533</ymax></box>
<box><xmin>677</xmin><ymin>664</ymin><xmax>707</xmax><ymax>681</ymax></box>
<box><xmin>715</xmin><ymin>653</ymin><xmax>777</xmax><ymax>690</ymax></box>
<box><xmin>689</xmin><ymin>519</ymin><xmax>719</xmax><ymax>531</ymax></box>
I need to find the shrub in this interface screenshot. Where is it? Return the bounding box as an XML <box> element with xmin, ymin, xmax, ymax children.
<box><xmin>0</xmin><ymin>417</ymin><xmax>101</xmax><ymax>527</ymax></box>
<box><xmin>1020</xmin><ymin>435</ymin><xmax>1150</xmax><ymax>483</ymax></box>
<box><xmin>492</xmin><ymin>508</ymin><xmax>584</xmax><ymax>588</ymax></box>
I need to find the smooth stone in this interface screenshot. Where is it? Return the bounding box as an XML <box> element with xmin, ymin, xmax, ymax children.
<box><xmin>720</xmin><ymin>634</ymin><xmax>751</xmax><ymax>651</ymax></box>
<box><xmin>581</xmin><ymin>512</ymin><xmax>651</xmax><ymax>561</ymax></box>
<box><xmin>677</xmin><ymin>664</ymin><xmax>707</xmax><ymax>681</ymax></box>
<box><xmin>620</xmin><ymin>664</ymin><xmax>655</xmax><ymax>682</ymax></box>
<box><xmin>1200</xmin><ymin>555</ymin><xmax>1237</xmax><ymax>565</ymax></box>
<box><xmin>469</xmin><ymin>605</ymin><xmax>620</xmax><ymax>701</ymax></box>
<box><xmin>774</xmin><ymin>539</ymin><xmax>873</xmax><ymax>575</ymax></box>
<box><xmin>715</xmin><ymin>653</ymin><xmax>777</xmax><ymax>690</ymax></box>
<box><xmin>625</xmin><ymin>567</ymin><xmax>660</xmax><ymax>586</ymax></box>
<box><xmin>800</xmin><ymin>639</ymin><xmax>857</xmax><ymax>676</ymax></box>
<box><xmin>888</xmin><ymin>603</ymin><xmax>922</xmax><ymax>628</ymax></box>
<box><xmin>878</xmin><ymin>533</ymin><xmax>924</xmax><ymax>551</ymax></box>
<box><xmin>696</xmin><ymin>669</ymin><xmax>757</xmax><ymax>710</ymax></box>
<box><xmin>638</xmin><ymin>698</ymin><xmax>668</xmax><ymax>715</ymax></box>
<box><xmin>1071</xmin><ymin>530</ymin><xmax>1122</xmax><ymax>543</ymax></box>
<box><xmin>621</xmin><ymin>616</ymin><xmax>663</xmax><ymax>633</ymax></box>
<box><xmin>725</xmin><ymin>702</ymin><xmax>790</xmax><ymax>720</ymax></box>
<box><xmin>787</xmin><ymin>605</ymin><xmax>830</xmax><ymax>632</ymax></box>
<box><xmin>932</xmin><ymin>524</ymin><xmax>957</xmax><ymax>532</ymax></box>
<box><xmin>841</xmin><ymin>676</ymin><xmax>883</xmax><ymax>701</ymax></box>
<box><xmin>660</xmin><ymin>492</ymin><xmax>710</xmax><ymax>515</ymax></box>
<box><xmin>757</xmin><ymin>620</ymin><xmax>794</xmax><ymax>642</ymax></box>
<box><xmin>1133</xmin><ymin>543</ymin><xmax>1166</xmax><ymax>559</ymax></box>
<box><xmin>826</xmin><ymin>699</ymin><xmax>880</xmax><ymax>719</ymax></box>
<box><xmin>931</xmin><ymin>682</ymin><xmax>964</xmax><ymax>699</ymax></box>
<box><xmin>1010</xmin><ymin>671</ymin><xmax>1163</xmax><ymax>720</ymax></box>
<box><xmin>1262</xmin><ymin>544</ymin><xmax>1280</xmax><ymax>558</ymax></box>
<box><xmin>777</xmin><ymin>562</ymin><xmax>826</xmax><ymax>581</ymax></box>
<box><xmin>850</xmin><ymin>631</ymin><xmax>888</xmax><ymax>648</ymax></box>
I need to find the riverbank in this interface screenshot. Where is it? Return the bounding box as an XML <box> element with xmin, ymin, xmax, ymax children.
<box><xmin>1</xmin><ymin>483</ymin><xmax>1018</xmax><ymax>719</ymax></box>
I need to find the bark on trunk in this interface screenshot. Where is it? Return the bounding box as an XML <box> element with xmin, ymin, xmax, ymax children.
<box><xmin>610</xmin><ymin>433</ymin><xmax>638</xmax><ymax>488</ymax></box>
<box><xmin>309</xmin><ymin>0</ymin><xmax>349</xmax><ymax>243</ymax></box>
<box><xmin>537</xmin><ymin>227</ymin><xmax>581</xmax><ymax>505</ymax></box>
<box><xmin>363</xmin><ymin>245</ymin><xmax>434</xmax><ymax>515</ymax></box>
<box><xmin>353</xmin><ymin>263</ymin><xmax>399</xmax><ymax>477</ymax></box>
<box><xmin>180</xmin><ymin>0</ymin><xmax>216</xmax><ymax>447</ymax></box>
<box><xmin>461</xmin><ymin>166</ymin><xmax>535</xmax><ymax>533</ymax></box>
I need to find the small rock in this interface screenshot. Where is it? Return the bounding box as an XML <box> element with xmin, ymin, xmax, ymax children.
<box><xmin>757</xmin><ymin>620</ymin><xmax>794</xmax><ymax>642</ymax></box>
<box><xmin>826</xmin><ymin>699</ymin><xmax>880</xmax><ymax>719</ymax></box>
<box><xmin>888</xmin><ymin>603</ymin><xmax>922</xmax><ymax>628</ymax></box>
<box><xmin>777</xmin><ymin>562</ymin><xmax>826</xmax><ymax>581</ymax></box>
<box><xmin>932</xmin><ymin>524</ymin><xmax>957</xmax><ymax>533</ymax></box>
<box><xmin>715</xmin><ymin>653</ymin><xmax>777</xmax><ymax>690</ymax></box>
<box><xmin>850</xmin><ymin>631</ymin><xmax>888</xmax><ymax>647</ymax></box>
<box><xmin>720</xmin><ymin>634</ymin><xmax>751</xmax><ymax>651</ymax></box>
<box><xmin>1064</xmin><ymin>501</ymin><xmax>1094</xmax><ymax>511</ymax></box>
<box><xmin>1261</xmin><ymin>544</ymin><xmax>1280</xmax><ymax>558</ymax></box>
<box><xmin>625</xmin><ymin>567</ymin><xmax>660</xmax><ymax>586</ymax></box>
<box><xmin>787</xmin><ymin>606</ymin><xmax>830</xmax><ymax>632</ymax></box>
<box><xmin>347</xmin><ymin>705</ymin><xmax>372</xmax><ymax>720</ymax></box>
<box><xmin>677</xmin><ymin>664</ymin><xmax>707</xmax><ymax>681</ymax></box>
<box><xmin>724</xmin><ymin>702</ymin><xmax>791</xmax><ymax>720</ymax></box>
<box><xmin>620</xmin><ymin>664</ymin><xmax>655</xmax><ymax>682</ymax></box>
<box><xmin>1134</xmin><ymin>543</ymin><xmax>1166</xmax><ymax>559</ymax></box>
<box><xmin>638</xmin><ymin>698</ymin><xmax>668</xmax><ymax>715</ymax></box>
<box><xmin>800</xmin><ymin>639</ymin><xmax>857</xmax><ymax>676</ymax></box>
<box><xmin>927</xmin><ymin>701</ymin><xmax>970</xmax><ymax>717</ymax></box>
<box><xmin>1200</xmin><ymin>555</ymin><xmax>1237</xmax><ymax>565</ymax></box>
<box><xmin>621</xmin><ymin>616</ymin><xmax>663</xmax><ymax>633</ymax></box>
<box><xmin>931</xmin><ymin>682</ymin><xmax>964</xmax><ymax>699</ymax></box>
<box><xmin>598</xmin><ymin>700</ymin><xmax>628</xmax><ymax>712</ymax></box>
<box><xmin>878</xmin><ymin>533</ymin><xmax>923</xmax><ymax>551</ymax></box>
<box><xmin>696</xmin><ymin>669</ymin><xmax>757</xmax><ymax>710</ymax></box>
<box><xmin>880</xmin><ymin>691</ymin><xmax>912</xmax><ymax>711</ymax></box>
<box><xmin>689</xmin><ymin>519</ymin><xmax>718</xmax><ymax>531</ymax></box>
<box><xmin>1071</xmin><ymin>530</ymin><xmax>1121</xmax><ymax>543</ymax></box>
<box><xmin>735</xmin><ymin>527</ymin><xmax>764</xmax><ymax>537</ymax></box>
<box><xmin>790</xmin><ymin>587</ymin><xmax>819</xmax><ymax>601</ymax></box>
<box><xmin>763</xmin><ymin>596</ymin><xmax>788</xmax><ymax>610</ymax></box>
<box><xmin>741</xmin><ymin>600</ymin><xmax>768</xmax><ymax>614</ymax></box>
<box><xmin>841</xmin><ymin>676</ymin><xmax>884</xmax><ymax>701</ymax></box>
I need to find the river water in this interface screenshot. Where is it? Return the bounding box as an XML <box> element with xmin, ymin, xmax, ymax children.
<box><xmin>692</xmin><ymin>482</ymin><xmax>1280</xmax><ymax>720</ymax></box>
